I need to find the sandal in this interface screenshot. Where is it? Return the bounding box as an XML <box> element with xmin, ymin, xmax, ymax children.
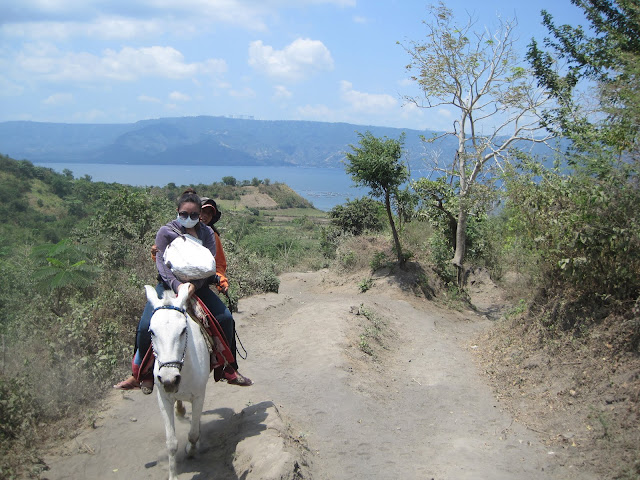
<box><xmin>114</xmin><ymin>376</ymin><xmax>140</xmax><ymax>390</ymax></box>
<box><xmin>226</xmin><ymin>371</ymin><xmax>253</xmax><ymax>387</ymax></box>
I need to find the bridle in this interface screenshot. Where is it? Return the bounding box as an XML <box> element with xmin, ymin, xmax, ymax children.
<box><xmin>149</xmin><ymin>305</ymin><xmax>189</xmax><ymax>371</ymax></box>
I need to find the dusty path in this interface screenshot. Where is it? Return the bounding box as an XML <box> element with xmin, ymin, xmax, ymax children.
<box><xmin>43</xmin><ymin>270</ymin><xmax>593</xmax><ymax>480</ymax></box>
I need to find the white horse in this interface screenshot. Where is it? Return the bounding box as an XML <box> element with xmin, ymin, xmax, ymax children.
<box><xmin>145</xmin><ymin>285</ymin><xmax>210</xmax><ymax>480</ymax></box>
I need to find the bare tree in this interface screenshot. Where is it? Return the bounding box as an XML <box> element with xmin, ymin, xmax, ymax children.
<box><xmin>399</xmin><ymin>2</ymin><xmax>553</xmax><ymax>284</ymax></box>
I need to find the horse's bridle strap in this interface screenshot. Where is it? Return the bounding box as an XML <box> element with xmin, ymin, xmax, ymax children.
<box><xmin>150</xmin><ymin>304</ymin><xmax>189</xmax><ymax>371</ymax></box>
<box><xmin>152</xmin><ymin>305</ymin><xmax>186</xmax><ymax>316</ymax></box>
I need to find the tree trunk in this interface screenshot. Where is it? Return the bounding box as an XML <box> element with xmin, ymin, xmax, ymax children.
<box><xmin>451</xmin><ymin>205</ymin><xmax>468</xmax><ymax>286</ymax></box>
<box><xmin>385</xmin><ymin>191</ymin><xmax>404</xmax><ymax>266</ymax></box>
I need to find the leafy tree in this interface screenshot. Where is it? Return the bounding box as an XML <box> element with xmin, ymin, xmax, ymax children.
<box><xmin>399</xmin><ymin>2</ymin><xmax>551</xmax><ymax>283</ymax></box>
<box><xmin>392</xmin><ymin>186</ymin><xmax>419</xmax><ymax>232</ymax></box>
<box><xmin>93</xmin><ymin>187</ymin><xmax>163</xmax><ymax>242</ymax></box>
<box><xmin>412</xmin><ymin>177</ymin><xmax>458</xmax><ymax>249</ymax></box>
<box><xmin>222</xmin><ymin>176</ymin><xmax>237</xmax><ymax>186</ymax></box>
<box><xmin>344</xmin><ymin>132</ymin><xmax>409</xmax><ymax>265</ymax></box>
<box><xmin>329</xmin><ymin>197</ymin><xmax>385</xmax><ymax>235</ymax></box>
<box><xmin>509</xmin><ymin>1</ymin><xmax>640</xmax><ymax>336</ymax></box>
<box><xmin>527</xmin><ymin>0</ymin><xmax>640</xmax><ymax>151</ymax></box>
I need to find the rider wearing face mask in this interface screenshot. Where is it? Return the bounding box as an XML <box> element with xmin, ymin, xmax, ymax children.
<box><xmin>114</xmin><ymin>188</ymin><xmax>252</xmax><ymax>392</ymax></box>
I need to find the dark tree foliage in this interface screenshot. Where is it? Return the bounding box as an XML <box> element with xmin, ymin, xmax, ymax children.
<box><xmin>516</xmin><ymin>1</ymin><xmax>640</xmax><ymax>340</ymax></box>
<box><xmin>344</xmin><ymin>131</ymin><xmax>409</xmax><ymax>265</ymax></box>
<box><xmin>329</xmin><ymin>197</ymin><xmax>385</xmax><ymax>236</ymax></box>
<box><xmin>527</xmin><ymin>0</ymin><xmax>640</xmax><ymax>149</ymax></box>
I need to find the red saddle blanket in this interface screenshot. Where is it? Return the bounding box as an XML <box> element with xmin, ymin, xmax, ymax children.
<box><xmin>137</xmin><ymin>295</ymin><xmax>234</xmax><ymax>383</ymax></box>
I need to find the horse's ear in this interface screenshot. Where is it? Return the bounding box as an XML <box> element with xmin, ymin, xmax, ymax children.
<box><xmin>145</xmin><ymin>285</ymin><xmax>161</xmax><ymax>307</ymax></box>
<box><xmin>176</xmin><ymin>283</ymin><xmax>190</xmax><ymax>308</ymax></box>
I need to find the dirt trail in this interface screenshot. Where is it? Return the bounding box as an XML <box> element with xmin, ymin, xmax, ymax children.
<box><xmin>42</xmin><ymin>269</ymin><xmax>595</xmax><ymax>480</ymax></box>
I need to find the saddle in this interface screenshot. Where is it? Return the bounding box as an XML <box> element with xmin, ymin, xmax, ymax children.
<box><xmin>136</xmin><ymin>295</ymin><xmax>235</xmax><ymax>383</ymax></box>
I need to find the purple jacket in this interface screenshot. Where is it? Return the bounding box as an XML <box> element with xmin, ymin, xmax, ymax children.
<box><xmin>155</xmin><ymin>219</ymin><xmax>216</xmax><ymax>294</ymax></box>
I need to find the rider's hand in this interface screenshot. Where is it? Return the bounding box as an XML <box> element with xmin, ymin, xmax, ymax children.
<box><xmin>151</xmin><ymin>244</ymin><xmax>158</xmax><ymax>261</ymax></box>
<box><xmin>216</xmin><ymin>274</ymin><xmax>229</xmax><ymax>294</ymax></box>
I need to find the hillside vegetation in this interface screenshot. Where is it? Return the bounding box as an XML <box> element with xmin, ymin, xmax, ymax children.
<box><xmin>0</xmin><ymin>154</ymin><xmax>327</xmax><ymax>478</ymax></box>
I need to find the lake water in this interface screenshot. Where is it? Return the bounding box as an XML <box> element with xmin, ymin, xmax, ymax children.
<box><xmin>36</xmin><ymin>163</ymin><xmax>369</xmax><ymax>211</ymax></box>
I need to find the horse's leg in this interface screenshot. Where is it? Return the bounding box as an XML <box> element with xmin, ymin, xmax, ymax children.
<box><xmin>185</xmin><ymin>394</ymin><xmax>204</xmax><ymax>458</ymax></box>
<box><xmin>175</xmin><ymin>400</ymin><xmax>186</xmax><ymax>418</ymax></box>
<box><xmin>157</xmin><ymin>392</ymin><xmax>179</xmax><ymax>480</ymax></box>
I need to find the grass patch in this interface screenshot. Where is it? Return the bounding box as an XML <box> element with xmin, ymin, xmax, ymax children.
<box><xmin>357</xmin><ymin>305</ymin><xmax>387</xmax><ymax>357</ymax></box>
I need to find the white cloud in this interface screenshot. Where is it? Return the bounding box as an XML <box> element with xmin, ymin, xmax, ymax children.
<box><xmin>169</xmin><ymin>91</ymin><xmax>191</xmax><ymax>101</ymax></box>
<box><xmin>296</xmin><ymin>103</ymin><xmax>335</xmax><ymax>122</ymax></box>
<box><xmin>273</xmin><ymin>85</ymin><xmax>292</xmax><ymax>99</ymax></box>
<box><xmin>437</xmin><ymin>108</ymin><xmax>452</xmax><ymax>119</ymax></box>
<box><xmin>1</xmin><ymin>18</ymin><xmax>163</xmax><ymax>41</ymax></box>
<box><xmin>1</xmin><ymin>0</ymin><xmax>359</xmax><ymax>40</ymax></box>
<box><xmin>138</xmin><ymin>94</ymin><xmax>161</xmax><ymax>103</ymax></box>
<box><xmin>0</xmin><ymin>1</ymin><xmax>269</xmax><ymax>33</ymax></box>
<box><xmin>16</xmin><ymin>44</ymin><xmax>227</xmax><ymax>82</ymax></box>
<box><xmin>229</xmin><ymin>87</ymin><xmax>256</xmax><ymax>98</ymax></box>
<box><xmin>248</xmin><ymin>38</ymin><xmax>334</xmax><ymax>81</ymax></box>
<box><xmin>71</xmin><ymin>108</ymin><xmax>107</xmax><ymax>122</ymax></box>
<box><xmin>339</xmin><ymin>80</ymin><xmax>397</xmax><ymax>112</ymax></box>
<box><xmin>43</xmin><ymin>92</ymin><xmax>73</xmax><ymax>105</ymax></box>
<box><xmin>353</xmin><ymin>16</ymin><xmax>369</xmax><ymax>24</ymax></box>
<box><xmin>142</xmin><ymin>0</ymin><xmax>270</xmax><ymax>31</ymax></box>
<box><xmin>0</xmin><ymin>76</ymin><xmax>24</xmax><ymax>96</ymax></box>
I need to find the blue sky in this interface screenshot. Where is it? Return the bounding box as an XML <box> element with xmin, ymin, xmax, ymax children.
<box><xmin>0</xmin><ymin>0</ymin><xmax>586</xmax><ymax>131</ymax></box>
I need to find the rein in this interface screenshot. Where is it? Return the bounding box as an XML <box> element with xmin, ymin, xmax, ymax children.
<box><xmin>150</xmin><ymin>305</ymin><xmax>189</xmax><ymax>371</ymax></box>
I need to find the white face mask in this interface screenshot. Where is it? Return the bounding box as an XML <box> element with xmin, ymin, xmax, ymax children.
<box><xmin>177</xmin><ymin>214</ymin><xmax>199</xmax><ymax>229</ymax></box>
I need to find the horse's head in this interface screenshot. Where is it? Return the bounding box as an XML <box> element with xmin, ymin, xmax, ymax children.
<box><xmin>145</xmin><ymin>285</ymin><xmax>190</xmax><ymax>394</ymax></box>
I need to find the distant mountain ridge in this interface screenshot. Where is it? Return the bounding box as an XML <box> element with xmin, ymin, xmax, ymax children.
<box><xmin>0</xmin><ymin>115</ymin><xmax>557</xmax><ymax>171</ymax></box>
<box><xmin>0</xmin><ymin>116</ymin><xmax>445</xmax><ymax>170</ymax></box>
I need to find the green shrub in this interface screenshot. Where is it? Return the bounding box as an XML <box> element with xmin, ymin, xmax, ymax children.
<box><xmin>358</xmin><ymin>277</ymin><xmax>374</xmax><ymax>292</ymax></box>
<box><xmin>502</xmin><ymin>156</ymin><xmax>640</xmax><ymax>336</ymax></box>
<box><xmin>428</xmin><ymin>231</ymin><xmax>456</xmax><ymax>284</ymax></box>
<box><xmin>329</xmin><ymin>197</ymin><xmax>384</xmax><ymax>235</ymax></box>
<box><xmin>370</xmin><ymin>251</ymin><xmax>391</xmax><ymax>272</ymax></box>
<box><xmin>505</xmin><ymin>160</ymin><xmax>640</xmax><ymax>300</ymax></box>
<box><xmin>340</xmin><ymin>251</ymin><xmax>357</xmax><ymax>269</ymax></box>
<box><xmin>0</xmin><ymin>377</ymin><xmax>37</xmax><ymax>443</ymax></box>
<box><xmin>320</xmin><ymin>226</ymin><xmax>342</xmax><ymax>259</ymax></box>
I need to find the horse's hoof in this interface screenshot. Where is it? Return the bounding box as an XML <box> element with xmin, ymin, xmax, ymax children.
<box><xmin>186</xmin><ymin>441</ymin><xmax>198</xmax><ymax>458</ymax></box>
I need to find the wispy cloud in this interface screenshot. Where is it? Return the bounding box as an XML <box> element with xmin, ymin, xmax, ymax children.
<box><xmin>16</xmin><ymin>44</ymin><xmax>227</xmax><ymax>82</ymax></box>
<box><xmin>229</xmin><ymin>86</ymin><xmax>256</xmax><ymax>98</ymax></box>
<box><xmin>138</xmin><ymin>94</ymin><xmax>162</xmax><ymax>103</ymax></box>
<box><xmin>169</xmin><ymin>91</ymin><xmax>191</xmax><ymax>101</ymax></box>
<box><xmin>339</xmin><ymin>80</ymin><xmax>397</xmax><ymax>112</ymax></box>
<box><xmin>43</xmin><ymin>92</ymin><xmax>73</xmax><ymax>105</ymax></box>
<box><xmin>296</xmin><ymin>103</ymin><xmax>335</xmax><ymax>121</ymax></box>
<box><xmin>273</xmin><ymin>85</ymin><xmax>292</xmax><ymax>99</ymax></box>
<box><xmin>1</xmin><ymin>18</ymin><xmax>164</xmax><ymax>41</ymax></box>
<box><xmin>0</xmin><ymin>76</ymin><xmax>25</xmax><ymax>96</ymax></box>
